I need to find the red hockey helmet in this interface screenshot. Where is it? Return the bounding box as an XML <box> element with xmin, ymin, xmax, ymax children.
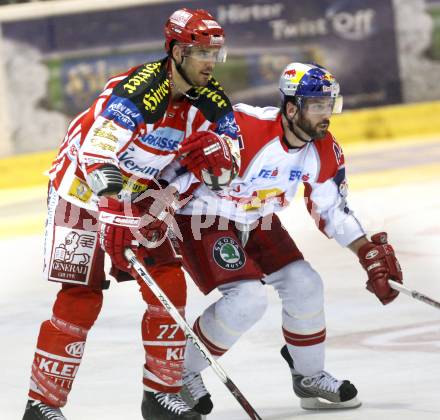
<box><xmin>164</xmin><ymin>8</ymin><xmax>225</xmax><ymax>54</ymax></box>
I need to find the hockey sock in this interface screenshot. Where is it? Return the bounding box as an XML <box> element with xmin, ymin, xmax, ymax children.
<box><xmin>138</xmin><ymin>263</ymin><xmax>187</xmax><ymax>393</ymax></box>
<box><xmin>185</xmin><ymin>280</ymin><xmax>267</xmax><ymax>373</ymax></box>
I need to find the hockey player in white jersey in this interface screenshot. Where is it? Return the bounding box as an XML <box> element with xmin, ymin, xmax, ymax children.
<box><xmin>174</xmin><ymin>62</ymin><xmax>403</xmax><ymax>414</ymax></box>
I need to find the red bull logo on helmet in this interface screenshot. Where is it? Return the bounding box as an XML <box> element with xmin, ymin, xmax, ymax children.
<box><xmin>282</xmin><ymin>67</ymin><xmax>306</xmax><ymax>85</ymax></box>
<box><xmin>283</xmin><ymin>69</ymin><xmax>297</xmax><ymax>78</ymax></box>
<box><xmin>322</xmin><ymin>72</ymin><xmax>335</xmax><ymax>81</ymax></box>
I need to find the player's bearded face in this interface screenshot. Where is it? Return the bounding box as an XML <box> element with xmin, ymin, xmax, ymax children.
<box><xmin>297</xmin><ymin>98</ymin><xmax>332</xmax><ymax>139</ymax></box>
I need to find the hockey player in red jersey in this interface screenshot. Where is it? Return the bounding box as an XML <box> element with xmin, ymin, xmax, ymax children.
<box><xmin>22</xmin><ymin>8</ymin><xmax>240</xmax><ymax>420</ymax></box>
<box><xmin>174</xmin><ymin>62</ymin><xmax>403</xmax><ymax>414</ymax></box>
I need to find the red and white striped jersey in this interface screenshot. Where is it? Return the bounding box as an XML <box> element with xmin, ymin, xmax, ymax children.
<box><xmin>180</xmin><ymin>103</ymin><xmax>364</xmax><ymax>246</ymax></box>
<box><xmin>48</xmin><ymin>58</ymin><xmax>240</xmax><ymax>211</ymax></box>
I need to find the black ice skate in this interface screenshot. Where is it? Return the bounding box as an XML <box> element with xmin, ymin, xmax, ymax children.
<box><xmin>280</xmin><ymin>345</ymin><xmax>361</xmax><ymax>410</ymax></box>
<box><xmin>22</xmin><ymin>399</ymin><xmax>67</xmax><ymax>420</ymax></box>
<box><xmin>141</xmin><ymin>391</ymin><xmax>202</xmax><ymax>419</ymax></box>
<box><xmin>180</xmin><ymin>369</ymin><xmax>213</xmax><ymax>415</ymax></box>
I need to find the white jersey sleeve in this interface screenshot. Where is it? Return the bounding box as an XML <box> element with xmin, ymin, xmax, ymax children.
<box><xmin>304</xmin><ymin>136</ymin><xmax>365</xmax><ymax>247</ymax></box>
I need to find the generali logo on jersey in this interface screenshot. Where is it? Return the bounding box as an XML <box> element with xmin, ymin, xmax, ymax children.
<box><xmin>49</xmin><ymin>227</ymin><xmax>96</xmax><ymax>285</ymax></box>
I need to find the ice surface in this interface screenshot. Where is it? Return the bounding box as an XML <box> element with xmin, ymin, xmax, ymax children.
<box><xmin>2</xmin><ymin>141</ymin><xmax>440</xmax><ymax>419</ymax></box>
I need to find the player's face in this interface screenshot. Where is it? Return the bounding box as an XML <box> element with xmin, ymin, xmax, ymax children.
<box><xmin>181</xmin><ymin>47</ymin><xmax>221</xmax><ymax>86</ymax></box>
<box><xmin>297</xmin><ymin>98</ymin><xmax>333</xmax><ymax>139</ymax></box>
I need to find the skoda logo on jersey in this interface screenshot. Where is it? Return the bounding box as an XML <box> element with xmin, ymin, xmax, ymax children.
<box><xmin>213</xmin><ymin>237</ymin><xmax>246</xmax><ymax>270</ymax></box>
<box><xmin>65</xmin><ymin>341</ymin><xmax>86</xmax><ymax>358</ymax></box>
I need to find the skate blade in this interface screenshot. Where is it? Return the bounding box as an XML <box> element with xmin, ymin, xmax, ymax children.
<box><xmin>300</xmin><ymin>396</ymin><xmax>362</xmax><ymax>410</ymax></box>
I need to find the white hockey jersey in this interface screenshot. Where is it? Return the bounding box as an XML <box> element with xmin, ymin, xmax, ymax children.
<box><xmin>179</xmin><ymin>103</ymin><xmax>365</xmax><ymax>247</ymax></box>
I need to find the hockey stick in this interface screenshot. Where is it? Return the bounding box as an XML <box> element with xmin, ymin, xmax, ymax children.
<box><xmin>389</xmin><ymin>280</ymin><xmax>440</xmax><ymax>310</ymax></box>
<box><xmin>124</xmin><ymin>248</ymin><xmax>263</xmax><ymax>420</ymax></box>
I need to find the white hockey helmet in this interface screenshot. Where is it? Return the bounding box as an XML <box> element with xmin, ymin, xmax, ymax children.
<box><xmin>279</xmin><ymin>62</ymin><xmax>343</xmax><ymax>114</ymax></box>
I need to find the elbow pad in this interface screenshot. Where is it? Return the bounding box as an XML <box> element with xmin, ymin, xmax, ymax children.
<box><xmin>86</xmin><ymin>164</ymin><xmax>123</xmax><ymax>196</ymax></box>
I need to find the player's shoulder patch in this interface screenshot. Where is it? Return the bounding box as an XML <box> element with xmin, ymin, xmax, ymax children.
<box><xmin>101</xmin><ymin>95</ymin><xmax>144</xmax><ymax>131</ymax></box>
<box><xmin>313</xmin><ymin>131</ymin><xmax>345</xmax><ymax>183</ymax></box>
<box><xmin>112</xmin><ymin>58</ymin><xmax>170</xmax><ymax>123</ymax></box>
<box><xmin>192</xmin><ymin>77</ymin><xmax>233</xmax><ymax>122</ymax></box>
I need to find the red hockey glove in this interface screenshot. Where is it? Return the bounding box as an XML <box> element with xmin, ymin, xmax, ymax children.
<box><xmin>133</xmin><ymin>184</ymin><xmax>180</xmax><ymax>249</ymax></box>
<box><xmin>98</xmin><ymin>197</ymin><xmax>143</xmax><ymax>271</ymax></box>
<box><xmin>98</xmin><ymin>188</ymin><xmax>178</xmax><ymax>272</ymax></box>
<box><xmin>178</xmin><ymin>131</ymin><xmax>233</xmax><ymax>179</ymax></box>
<box><xmin>357</xmin><ymin>232</ymin><xmax>403</xmax><ymax>305</ymax></box>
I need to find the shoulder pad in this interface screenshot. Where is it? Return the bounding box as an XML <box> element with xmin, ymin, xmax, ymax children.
<box><xmin>313</xmin><ymin>131</ymin><xmax>345</xmax><ymax>183</ymax></box>
<box><xmin>191</xmin><ymin>77</ymin><xmax>232</xmax><ymax>122</ymax></box>
<box><xmin>112</xmin><ymin>58</ymin><xmax>170</xmax><ymax>124</ymax></box>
